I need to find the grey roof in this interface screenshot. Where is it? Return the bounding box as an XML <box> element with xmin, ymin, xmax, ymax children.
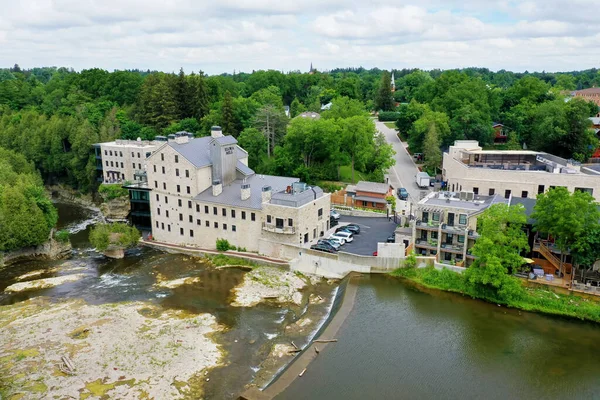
<box><xmin>509</xmin><ymin>197</ymin><xmax>537</xmax><ymax>224</ymax></box>
<box><xmin>194</xmin><ymin>174</ymin><xmax>299</xmax><ymax>210</ymax></box>
<box><xmin>354</xmin><ymin>195</ymin><xmax>387</xmax><ymax>204</ymax></box>
<box><xmin>166</xmin><ymin>136</ymin><xmax>245</xmax><ymax>168</ymax></box>
<box><xmin>419</xmin><ymin>192</ymin><xmax>508</xmax><ymax>214</ymax></box>
<box><xmin>355</xmin><ymin>181</ymin><xmax>390</xmax><ymax>195</ymax></box>
<box><xmin>213</xmin><ymin>135</ymin><xmax>238</xmax><ymax>146</ymax></box>
<box><xmin>271</xmin><ymin>186</ymin><xmax>324</xmax><ymax>207</ymax></box>
<box><xmin>236</xmin><ymin>161</ymin><xmax>253</xmax><ymax>176</ymax></box>
<box><xmin>590</xmin><ymin>117</ymin><xmax>600</xmax><ymax>125</ymax></box>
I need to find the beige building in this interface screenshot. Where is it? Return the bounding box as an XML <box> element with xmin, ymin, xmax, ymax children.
<box><xmin>94</xmin><ymin>136</ymin><xmax>169</xmax><ymax>183</ymax></box>
<box><xmin>443</xmin><ymin>140</ymin><xmax>600</xmax><ymax>201</ymax></box>
<box><xmin>412</xmin><ymin>191</ymin><xmax>508</xmax><ymax>266</ymax></box>
<box><xmin>146</xmin><ymin>126</ymin><xmax>331</xmax><ymax>252</ymax></box>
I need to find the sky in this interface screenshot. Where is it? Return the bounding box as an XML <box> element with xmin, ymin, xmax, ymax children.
<box><xmin>1</xmin><ymin>0</ymin><xmax>598</xmax><ymax>75</ymax></box>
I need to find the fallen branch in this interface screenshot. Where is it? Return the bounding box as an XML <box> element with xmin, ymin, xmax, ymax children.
<box><xmin>299</xmin><ymin>368</ymin><xmax>307</xmax><ymax>377</ymax></box>
<box><xmin>59</xmin><ymin>355</ymin><xmax>76</xmax><ymax>375</ymax></box>
<box><xmin>314</xmin><ymin>346</ymin><xmax>320</xmax><ymax>354</ymax></box>
<box><xmin>290</xmin><ymin>341</ymin><xmax>299</xmax><ymax>350</ymax></box>
<box><xmin>313</xmin><ymin>339</ymin><xmax>337</xmax><ymax>343</ymax></box>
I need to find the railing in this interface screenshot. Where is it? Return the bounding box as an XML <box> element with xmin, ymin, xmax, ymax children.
<box><xmin>262</xmin><ymin>222</ymin><xmax>295</xmax><ymax>234</ymax></box>
<box><xmin>440</xmin><ymin>243</ymin><xmax>464</xmax><ymax>254</ymax></box>
<box><xmin>538</xmin><ymin>241</ymin><xmax>562</xmax><ymax>271</ymax></box>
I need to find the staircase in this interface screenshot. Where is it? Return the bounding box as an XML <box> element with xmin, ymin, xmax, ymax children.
<box><xmin>538</xmin><ymin>241</ymin><xmax>562</xmax><ymax>273</ymax></box>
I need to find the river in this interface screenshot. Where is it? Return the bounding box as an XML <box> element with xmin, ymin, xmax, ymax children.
<box><xmin>278</xmin><ymin>275</ymin><xmax>600</xmax><ymax>400</ymax></box>
<box><xmin>0</xmin><ymin>203</ymin><xmax>337</xmax><ymax>399</ymax></box>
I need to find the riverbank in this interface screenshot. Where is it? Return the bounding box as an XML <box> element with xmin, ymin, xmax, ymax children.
<box><xmin>390</xmin><ymin>267</ymin><xmax>600</xmax><ymax>323</ymax></box>
<box><xmin>0</xmin><ymin>238</ymin><xmax>72</xmax><ymax>268</ymax></box>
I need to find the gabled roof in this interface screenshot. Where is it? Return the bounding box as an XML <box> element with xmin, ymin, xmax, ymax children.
<box><xmin>575</xmin><ymin>88</ymin><xmax>600</xmax><ymax>95</ymax></box>
<box><xmin>236</xmin><ymin>161</ymin><xmax>253</xmax><ymax>176</ymax></box>
<box><xmin>355</xmin><ymin>181</ymin><xmax>390</xmax><ymax>195</ymax></box>
<box><xmin>154</xmin><ymin>136</ymin><xmax>246</xmax><ymax>169</ymax></box>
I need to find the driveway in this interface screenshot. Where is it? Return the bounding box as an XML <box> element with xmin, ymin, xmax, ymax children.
<box><xmin>375</xmin><ymin>120</ymin><xmax>431</xmax><ymax>203</ymax></box>
<box><xmin>333</xmin><ymin>216</ymin><xmax>397</xmax><ymax>256</ymax></box>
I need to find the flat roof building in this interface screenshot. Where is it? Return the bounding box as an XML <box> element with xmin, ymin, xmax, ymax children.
<box><xmin>443</xmin><ymin>140</ymin><xmax>600</xmax><ymax>201</ymax></box>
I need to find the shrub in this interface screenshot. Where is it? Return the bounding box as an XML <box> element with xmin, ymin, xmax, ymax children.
<box><xmin>54</xmin><ymin>230</ymin><xmax>70</xmax><ymax>243</ymax></box>
<box><xmin>98</xmin><ymin>184</ymin><xmax>128</xmax><ymax>200</ymax></box>
<box><xmin>404</xmin><ymin>252</ymin><xmax>417</xmax><ymax>268</ymax></box>
<box><xmin>318</xmin><ymin>181</ymin><xmax>343</xmax><ymax>193</ymax></box>
<box><xmin>378</xmin><ymin>111</ymin><xmax>401</xmax><ymax>122</ymax></box>
<box><xmin>89</xmin><ymin>223</ymin><xmax>140</xmax><ymax>251</ymax></box>
<box><xmin>236</xmin><ymin>246</ymin><xmax>247</xmax><ymax>252</ymax></box>
<box><xmin>216</xmin><ymin>238</ymin><xmax>234</xmax><ymax>251</ymax></box>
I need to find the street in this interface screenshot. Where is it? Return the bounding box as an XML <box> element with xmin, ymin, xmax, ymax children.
<box><xmin>375</xmin><ymin>120</ymin><xmax>430</xmax><ymax>203</ymax></box>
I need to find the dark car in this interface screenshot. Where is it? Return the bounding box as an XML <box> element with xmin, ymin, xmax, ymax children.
<box><xmin>336</xmin><ymin>224</ymin><xmax>360</xmax><ymax>235</ymax></box>
<box><xmin>310</xmin><ymin>244</ymin><xmax>336</xmax><ymax>253</ymax></box>
<box><xmin>397</xmin><ymin>187</ymin><xmax>408</xmax><ymax>200</ymax></box>
<box><xmin>317</xmin><ymin>239</ymin><xmax>340</xmax><ymax>251</ymax></box>
<box><xmin>387</xmin><ymin>232</ymin><xmax>396</xmax><ymax>243</ymax></box>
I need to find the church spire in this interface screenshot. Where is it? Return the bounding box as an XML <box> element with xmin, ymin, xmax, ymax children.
<box><xmin>391</xmin><ymin>71</ymin><xmax>396</xmax><ymax>92</ymax></box>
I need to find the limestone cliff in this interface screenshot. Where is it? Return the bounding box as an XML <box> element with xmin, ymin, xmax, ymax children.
<box><xmin>0</xmin><ymin>238</ymin><xmax>72</xmax><ymax>268</ymax></box>
<box><xmin>99</xmin><ymin>196</ymin><xmax>130</xmax><ymax>221</ymax></box>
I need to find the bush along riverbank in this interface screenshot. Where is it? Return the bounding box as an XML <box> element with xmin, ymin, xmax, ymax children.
<box><xmin>390</xmin><ymin>267</ymin><xmax>600</xmax><ymax>323</ymax></box>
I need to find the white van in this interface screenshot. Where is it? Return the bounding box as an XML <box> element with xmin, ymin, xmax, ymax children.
<box><xmin>332</xmin><ymin>231</ymin><xmax>353</xmax><ymax>243</ymax></box>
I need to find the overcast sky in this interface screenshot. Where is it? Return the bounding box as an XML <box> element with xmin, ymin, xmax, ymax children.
<box><xmin>1</xmin><ymin>0</ymin><xmax>598</xmax><ymax>75</ymax></box>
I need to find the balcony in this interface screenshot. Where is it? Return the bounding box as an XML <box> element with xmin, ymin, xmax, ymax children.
<box><xmin>467</xmin><ymin>230</ymin><xmax>480</xmax><ymax>239</ymax></box>
<box><xmin>415</xmin><ymin>220</ymin><xmax>439</xmax><ymax>231</ymax></box>
<box><xmin>262</xmin><ymin>222</ymin><xmax>295</xmax><ymax>234</ymax></box>
<box><xmin>441</xmin><ymin>224</ymin><xmax>468</xmax><ymax>234</ymax></box>
<box><xmin>440</xmin><ymin>243</ymin><xmax>465</xmax><ymax>254</ymax></box>
<box><xmin>415</xmin><ymin>239</ymin><xmax>438</xmax><ymax>250</ymax></box>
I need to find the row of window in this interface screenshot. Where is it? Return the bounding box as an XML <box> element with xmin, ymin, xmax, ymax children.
<box><xmin>419</xmin><ymin>230</ymin><xmax>465</xmax><ymax>244</ymax></box>
<box><xmin>154</xmin><ymin>221</ymin><xmax>238</xmax><ymax>235</ymax></box>
<box><xmin>155</xmin><ymin>203</ymin><xmax>256</xmax><ymax>221</ymax></box>
<box><xmin>104</xmin><ymin>150</ymin><xmax>148</xmax><ymax>158</ymax></box>
<box><xmin>104</xmin><ymin>161</ymin><xmax>143</xmax><ymax>170</ymax></box>
<box><xmin>159</xmin><ymin>154</ymin><xmax>180</xmax><ymax>163</ymax></box>
<box><xmin>153</xmin><ymin>181</ymin><xmax>192</xmax><ymax>194</ymax></box>
<box><xmin>422</xmin><ymin>211</ymin><xmax>467</xmax><ymax>225</ymax></box>
<box><xmin>266</xmin><ymin>215</ymin><xmax>294</xmax><ymax>227</ymax></box>
<box><xmin>471</xmin><ymin>185</ymin><xmax>593</xmax><ymax>199</ymax></box>
<box><xmin>152</xmin><ymin>165</ymin><xmax>190</xmax><ymax>178</ymax></box>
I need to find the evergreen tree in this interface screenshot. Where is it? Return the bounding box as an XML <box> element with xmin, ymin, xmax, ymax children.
<box><xmin>375</xmin><ymin>71</ymin><xmax>394</xmax><ymax>111</ymax></box>
<box><xmin>423</xmin><ymin>123</ymin><xmax>442</xmax><ymax>174</ymax></box>
<box><xmin>190</xmin><ymin>71</ymin><xmax>210</xmax><ymax>121</ymax></box>
<box><xmin>221</xmin><ymin>90</ymin><xmax>236</xmax><ymax>136</ymax></box>
<box><xmin>290</xmin><ymin>97</ymin><xmax>305</xmax><ymax>118</ymax></box>
<box><xmin>175</xmin><ymin>68</ymin><xmax>192</xmax><ymax>119</ymax></box>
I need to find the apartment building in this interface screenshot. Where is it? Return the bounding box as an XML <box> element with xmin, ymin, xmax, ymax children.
<box><xmin>443</xmin><ymin>140</ymin><xmax>600</xmax><ymax>202</ymax></box>
<box><xmin>412</xmin><ymin>191</ymin><xmax>508</xmax><ymax>266</ymax></box>
<box><xmin>146</xmin><ymin>126</ymin><xmax>331</xmax><ymax>252</ymax></box>
<box><xmin>94</xmin><ymin>136</ymin><xmax>168</xmax><ymax>183</ymax></box>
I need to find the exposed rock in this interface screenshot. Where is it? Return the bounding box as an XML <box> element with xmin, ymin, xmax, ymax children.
<box><xmin>102</xmin><ymin>246</ymin><xmax>125</xmax><ymax>259</ymax></box>
<box><xmin>4</xmin><ymin>274</ymin><xmax>86</xmax><ymax>293</ymax></box>
<box><xmin>0</xmin><ymin>238</ymin><xmax>72</xmax><ymax>268</ymax></box>
<box><xmin>100</xmin><ymin>196</ymin><xmax>131</xmax><ymax>220</ymax></box>
<box><xmin>231</xmin><ymin>267</ymin><xmax>307</xmax><ymax>307</ymax></box>
<box><xmin>16</xmin><ymin>268</ymin><xmax>59</xmax><ymax>281</ymax></box>
<box><xmin>155</xmin><ymin>276</ymin><xmax>201</xmax><ymax>289</ymax></box>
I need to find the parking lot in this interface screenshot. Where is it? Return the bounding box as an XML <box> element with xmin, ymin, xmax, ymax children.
<box><xmin>329</xmin><ymin>216</ymin><xmax>397</xmax><ymax>256</ymax></box>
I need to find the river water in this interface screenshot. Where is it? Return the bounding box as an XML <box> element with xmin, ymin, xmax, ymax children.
<box><xmin>0</xmin><ymin>203</ymin><xmax>337</xmax><ymax>399</ymax></box>
<box><xmin>279</xmin><ymin>275</ymin><xmax>600</xmax><ymax>400</ymax></box>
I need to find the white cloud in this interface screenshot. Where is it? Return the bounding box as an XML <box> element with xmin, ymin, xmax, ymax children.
<box><xmin>0</xmin><ymin>0</ymin><xmax>598</xmax><ymax>73</ymax></box>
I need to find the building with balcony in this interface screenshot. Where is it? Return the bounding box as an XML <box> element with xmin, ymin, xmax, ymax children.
<box><xmin>443</xmin><ymin>140</ymin><xmax>600</xmax><ymax>201</ymax></box>
<box><xmin>345</xmin><ymin>181</ymin><xmax>393</xmax><ymax>212</ymax></box>
<box><xmin>412</xmin><ymin>191</ymin><xmax>508</xmax><ymax>266</ymax></box>
<box><xmin>145</xmin><ymin>126</ymin><xmax>330</xmax><ymax>252</ymax></box>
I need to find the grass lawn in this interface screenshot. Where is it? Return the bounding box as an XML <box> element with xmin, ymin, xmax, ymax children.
<box><xmin>383</xmin><ymin>122</ymin><xmax>397</xmax><ymax>129</ymax></box>
<box><xmin>339</xmin><ymin>165</ymin><xmax>368</xmax><ymax>184</ymax></box>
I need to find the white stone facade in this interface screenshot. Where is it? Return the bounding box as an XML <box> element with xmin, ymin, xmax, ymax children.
<box><xmin>97</xmin><ymin>139</ymin><xmax>160</xmax><ymax>183</ymax></box>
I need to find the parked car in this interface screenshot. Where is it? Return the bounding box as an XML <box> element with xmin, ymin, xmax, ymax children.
<box><xmin>336</xmin><ymin>224</ymin><xmax>360</xmax><ymax>234</ymax></box>
<box><xmin>330</xmin><ymin>209</ymin><xmax>341</xmax><ymax>220</ymax></box>
<box><xmin>387</xmin><ymin>233</ymin><xmax>396</xmax><ymax>243</ymax></box>
<box><xmin>328</xmin><ymin>236</ymin><xmax>345</xmax><ymax>245</ymax></box>
<box><xmin>333</xmin><ymin>231</ymin><xmax>353</xmax><ymax>243</ymax></box>
<box><xmin>397</xmin><ymin>187</ymin><xmax>408</xmax><ymax>200</ymax></box>
<box><xmin>372</xmin><ymin>251</ymin><xmax>378</xmax><ymax>256</ymax></box>
<box><xmin>310</xmin><ymin>244</ymin><xmax>336</xmax><ymax>253</ymax></box>
<box><xmin>317</xmin><ymin>239</ymin><xmax>340</xmax><ymax>251</ymax></box>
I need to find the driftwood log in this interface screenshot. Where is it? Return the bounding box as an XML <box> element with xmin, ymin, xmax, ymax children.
<box><xmin>313</xmin><ymin>339</ymin><xmax>337</xmax><ymax>343</ymax></box>
<box><xmin>299</xmin><ymin>368</ymin><xmax>307</xmax><ymax>377</ymax></box>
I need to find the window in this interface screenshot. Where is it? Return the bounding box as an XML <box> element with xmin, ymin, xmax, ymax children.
<box><xmin>163</xmin><ymin>182</ymin><xmax>166</xmax><ymax>190</ymax></box>
<box><xmin>267</xmin><ymin>215</ymin><xmax>272</xmax><ymax>223</ymax></box>
<box><xmin>157</xmin><ymin>208</ymin><xmax>161</xmax><ymax>216</ymax></box>
<box><xmin>197</xmin><ymin>219</ymin><xmax>201</xmax><ymax>225</ymax></box>
<box><xmin>190</xmin><ymin>230</ymin><xmax>194</xmax><ymax>237</ymax></box>
<box><xmin>421</xmin><ymin>230</ymin><xmax>427</xmax><ymax>240</ymax></box>
<box><xmin>504</xmin><ymin>189</ymin><xmax>511</xmax><ymax>199</ymax></box>
<box><xmin>161</xmin><ymin>154</ymin><xmax>164</xmax><ymax>161</ymax></box>
<box><xmin>176</xmin><ymin>168</ymin><xmax>179</xmax><ymax>177</ymax></box>
<box><xmin>432</xmin><ymin>213</ymin><xmax>440</xmax><ymax>222</ymax></box>
<box><xmin>196</xmin><ymin>204</ymin><xmax>200</xmax><ymax>212</ymax></box>
<box><xmin>232</xmin><ymin>225</ymin><xmax>236</xmax><ymax>232</ymax></box>
<box><xmin>104</xmin><ymin>150</ymin><xmax>107</xmax><ymax>155</ymax></box>
<box><xmin>214</xmin><ymin>222</ymin><xmax>218</xmax><ymax>228</ymax></box>
<box><xmin>222</xmin><ymin>208</ymin><xmax>226</xmax><ymax>217</ymax></box>
<box><xmin>231</xmin><ymin>210</ymin><xmax>236</xmax><ymax>218</ymax></box>
<box><xmin>156</xmin><ymin>194</ymin><xmax>159</xmax><ymax>201</ymax></box>
<box><xmin>242</xmin><ymin>211</ymin><xmax>246</xmax><ymax>220</ymax></box>
<box><xmin>155</xmin><ymin>221</ymin><xmax>159</xmax><ymax>228</ymax></box>
<box><xmin>318</xmin><ymin>208</ymin><xmax>323</xmax><ymax>218</ymax></box>
<box><xmin>146</xmin><ymin>152</ymin><xmax>151</xmax><ymax>158</ymax></box>
<box><xmin>185</xmin><ymin>170</ymin><xmax>189</xmax><ymax>178</ymax></box>
<box><xmin>489</xmin><ymin>188</ymin><xmax>495</xmax><ymax>196</ymax></box>
<box><xmin>204</xmin><ymin>205</ymin><xmax>209</xmax><ymax>213</ymax></box>
<box><xmin>180</xmin><ymin>228</ymin><xmax>184</xmax><ymax>235</ymax></box>
<box><xmin>313</xmin><ymin>229</ymin><xmax>316</xmax><ymax>239</ymax></box>
<box><xmin>131</xmin><ymin>152</ymin><xmax>134</xmax><ymax>157</ymax></box>
<box><xmin>105</xmin><ymin>161</ymin><xmax>108</xmax><ymax>166</ymax></box>
<box><xmin>186</xmin><ymin>186</ymin><xmax>190</xmax><ymax>194</ymax></box>
<box><xmin>154</xmin><ymin>181</ymin><xmax>158</xmax><ymax>188</ymax></box>
<box><xmin>178</xmin><ymin>199</ymin><xmax>182</xmax><ymax>207</ymax></box>
<box><xmin>458</xmin><ymin>235</ymin><xmax>465</xmax><ymax>244</ymax></box>
<box><xmin>205</xmin><ymin>220</ymin><xmax>209</xmax><ymax>227</ymax></box>
<box><xmin>110</xmin><ymin>161</ymin><xmax>114</xmax><ymax>167</ymax></box>
<box><xmin>422</xmin><ymin>212</ymin><xmax>429</xmax><ymax>223</ymax></box>
<box><xmin>138</xmin><ymin>163</ymin><xmax>141</xmax><ymax>170</ymax></box>
<box><xmin>223</xmin><ymin>224</ymin><xmax>227</xmax><ymax>230</ymax></box>
<box><xmin>188</xmin><ymin>201</ymin><xmax>192</xmax><ymax>209</ymax></box>
<box><xmin>189</xmin><ymin>215</ymin><xmax>193</xmax><ymax>223</ymax></box>
<box><xmin>362</xmin><ymin>201</ymin><xmax>367</xmax><ymax>207</ymax></box>
<box><xmin>288</xmin><ymin>218</ymin><xmax>293</xmax><ymax>226</ymax></box>
<box><xmin>164</xmin><ymin>196</ymin><xmax>168</xmax><ymax>203</ymax></box>
<box><xmin>132</xmin><ymin>163</ymin><xmax>135</xmax><ymax>169</ymax></box>
<box><xmin>121</xmin><ymin>162</ymin><xmax>124</xmax><ymax>168</ymax></box>
<box><xmin>473</xmin><ymin>187</ymin><xmax>479</xmax><ymax>195</ymax></box>
<box><xmin>153</xmin><ymin>165</ymin><xmax>157</xmax><ymax>173</ymax></box>
<box><xmin>166</xmin><ymin>210</ymin><xmax>169</xmax><ymax>218</ymax></box>
<box><xmin>162</xmin><ymin>166</ymin><xmax>165</xmax><ymax>174</ymax></box>
<box><xmin>372</xmin><ymin>202</ymin><xmax>377</xmax><ymax>207</ymax></box>
<box><xmin>276</xmin><ymin>218</ymin><xmax>284</xmax><ymax>228</ymax></box>
<box><xmin>575</xmin><ymin>187</ymin><xmax>594</xmax><ymax>195</ymax></box>
<box><xmin>161</xmin><ymin>222</ymin><xmax>164</xmax><ymax>230</ymax></box>
<box><xmin>175</xmin><ymin>155</ymin><xmax>179</xmax><ymax>163</ymax></box>
<box><xmin>213</xmin><ymin>207</ymin><xmax>217</xmax><ymax>215</ymax></box>
<box><xmin>177</xmin><ymin>185</ymin><xmax>180</xmax><ymax>193</ymax></box>
<box><xmin>137</xmin><ymin>152</ymin><xmax>140</xmax><ymax>158</ymax></box>
<box><xmin>168</xmin><ymin>225</ymin><xmax>171</xmax><ymax>232</ymax></box>
<box><xmin>121</xmin><ymin>173</ymin><xmax>125</xmax><ymax>180</ymax></box>
<box><xmin>458</xmin><ymin>214</ymin><xmax>467</xmax><ymax>225</ymax></box>
<box><xmin>110</xmin><ymin>150</ymin><xmax>113</xmax><ymax>156</ymax></box>
<box><xmin>431</xmin><ymin>231</ymin><xmax>438</xmax><ymax>240</ymax></box>
<box><xmin>251</xmin><ymin>213</ymin><xmax>256</xmax><ymax>221</ymax></box>
<box><xmin>521</xmin><ymin>191</ymin><xmax>528</xmax><ymax>198</ymax></box>
<box><xmin>179</xmin><ymin>213</ymin><xmax>183</xmax><ymax>221</ymax></box>
<box><xmin>538</xmin><ymin>185</ymin><xmax>545</xmax><ymax>194</ymax></box>
<box><xmin>119</xmin><ymin>151</ymin><xmax>123</xmax><ymax>157</ymax></box>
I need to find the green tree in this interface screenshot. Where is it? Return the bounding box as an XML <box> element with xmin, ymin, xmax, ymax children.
<box><xmin>340</xmin><ymin>116</ymin><xmax>374</xmax><ymax>182</ymax></box>
<box><xmin>571</xmin><ymin>226</ymin><xmax>600</xmax><ymax>283</ymax></box>
<box><xmin>237</xmin><ymin>128</ymin><xmax>268</xmax><ymax>171</ymax></box>
<box><xmin>532</xmin><ymin>187</ymin><xmax>600</xmax><ymax>276</ymax></box>
<box><xmin>321</xmin><ymin>96</ymin><xmax>367</xmax><ymax>119</ymax></box>
<box><xmin>89</xmin><ymin>223</ymin><xmax>140</xmax><ymax>252</ymax></box>
<box><xmin>375</xmin><ymin>71</ymin><xmax>394</xmax><ymax>111</ymax></box>
<box><xmin>422</xmin><ymin>123</ymin><xmax>442</xmax><ymax>174</ymax></box>
<box><xmin>409</xmin><ymin>108</ymin><xmax>450</xmax><ymax>152</ymax></box>
<box><xmin>254</xmin><ymin>105</ymin><xmax>287</xmax><ymax>158</ymax></box>
<box><xmin>396</xmin><ymin>100</ymin><xmax>428</xmax><ymax>136</ymax></box>
<box><xmin>221</xmin><ymin>90</ymin><xmax>236</xmax><ymax>136</ymax></box>
<box><xmin>290</xmin><ymin>97</ymin><xmax>306</xmax><ymax>118</ymax></box>
<box><xmin>464</xmin><ymin>204</ymin><xmax>528</xmax><ymax>301</ymax></box>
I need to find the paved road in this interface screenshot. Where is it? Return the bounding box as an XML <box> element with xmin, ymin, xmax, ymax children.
<box><xmin>375</xmin><ymin>120</ymin><xmax>430</xmax><ymax>204</ymax></box>
<box><xmin>333</xmin><ymin>216</ymin><xmax>397</xmax><ymax>256</ymax></box>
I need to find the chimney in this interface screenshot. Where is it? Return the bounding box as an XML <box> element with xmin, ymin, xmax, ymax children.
<box><xmin>167</xmin><ymin>134</ymin><xmax>176</xmax><ymax>142</ymax></box>
<box><xmin>174</xmin><ymin>132</ymin><xmax>189</xmax><ymax>144</ymax></box>
<box><xmin>211</xmin><ymin>126</ymin><xmax>224</xmax><ymax>138</ymax></box>
<box><xmin>241</xmin><ymin>183</ymin><xmax>251</xmax><ymax>200</ymax></box>
<box><xmin>261</xmin><ymin>186</ymin><xmax>272</xmax><ymax>203</ymax></box>
<box><xmin>212</xmin><ymin>180</ymin><xmax>222</xmax><ymax>197</ymax></box>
